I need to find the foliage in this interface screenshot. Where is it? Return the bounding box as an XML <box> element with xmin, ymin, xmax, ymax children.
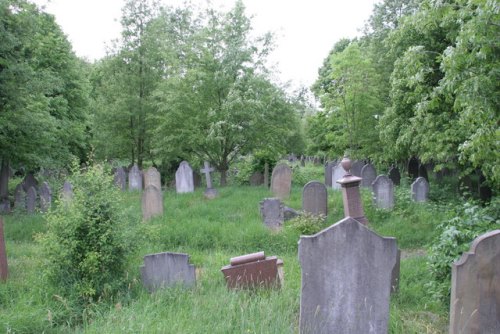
<box><xmin>285</xmin><ymin>211</ymin><xmax>327</xmax><ymax>235</ymax></box>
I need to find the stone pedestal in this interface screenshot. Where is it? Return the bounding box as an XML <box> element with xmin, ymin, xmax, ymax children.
<box><xmin>336</xmin><ymin>157</ymin><xmax>368</xmax><ymax>225</ymax></box>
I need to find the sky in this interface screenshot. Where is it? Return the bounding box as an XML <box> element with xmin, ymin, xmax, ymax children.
<box><xmin>32</xmin><ymin>0</ymin><xmax>379</xmax><ymax>89</ymax></box>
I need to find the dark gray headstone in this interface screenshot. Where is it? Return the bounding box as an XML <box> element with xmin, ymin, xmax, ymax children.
<box><xmin>175</xmin><ymin>161</ymin><xmax>194</xmax><ymax>193</ymax></box>
<box><xmin>144</xmin><ymin>167</ymin><xmax>161</xmax><ymax>190</ymax></box>
<box><xmin>411</xmin><ymin>177</ymin><xmax>429</xmax><ymax>202</ymax></box>
<box><xmin>324</xmin><ymin>161</ymin><xmax>336</xmax><ymax>187</ymax></box>
<box><xmin>449</xmin><ymin>230</ymin><xmax>500</xmax><ymax>334</ymax></box>
<box><xmin>299</xmin><ymin>217</ymin><xmax>398</xmax><ymax>334</ymax></box>
<box><xmin>249</xmin><ymin>171</ymin><xmax>264</xmax><ymax>186</ymax></box>
<box><xmin>39</xmin><ymin>182</ymin><xmax>52</xmax><ymax>212</ymax></box>
<box><xmin>408</xmin><ymin>157</ymin><xmax>419</xmax><ymax>181</ymax></box>
<box><xmin>302</xmin><ymin>181</ymin><xmax>327</xmax><ymax>217</ymax></box>
<box><xmin>270</xmin><ymin>163</ymin><xmax>292</xmax><ymax>199</ymax></box>
<box><xmin>360</xmin><ymin>163</ymin><xmax>377</xmax><ymax>188</ymax></box>
<box><xmin>372</xmin><ymin>175</ymin><xmax>394</xmax><ymax>210</ymax></box>
<box><xmin>140</xmin><ymin>252</ymin><xmax>196</xmax><ymax>292</ymax></box>
<box><xmin>26</xmin><ymin>186</ymin><xmax>37</xmax><ymax>214</ymax></box>
<box><xmin>331</xmin><ymin>164</ymin><xmax>344</xmax><ymax>190</ymax></box>
<box><xmin>22</xmin><ymin>173</ymin><xmax>38</xmax><ymax>192</ymax></box>
<box><xmin>114</xmin><ymin>167</ymin><xmax>127</xmax><ymax>191</ymax></box>
<box><xmin>128</xmin><ymin>164</ymin><xmax>142</xmax><ymax>191</ymax></box>
<box><xmin>142</xmin><ymin>185</ymin><xmax>164</xmax><ymax>221</ymax></box>
<box><xmin>14</xmin><ymin>184</ymin><xmax>25</xmax><ymax>210</ymax></box>
<box><xmin>388</xmin><ymin>166</ymin><xmax>401</xmax><ymax>186</ymax></box>
<box><xmin>259</xmin><ymin>198</ymin><xmax>284</xmax><ymax>231</ymax></box>
<box><xmin>350</xmin><ymin>160</ymin><xmax>364</xmax><ymax>177</ymax></box>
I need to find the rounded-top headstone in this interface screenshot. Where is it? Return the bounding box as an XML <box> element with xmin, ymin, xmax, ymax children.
<box><xmin>361</xmin><ymin>163</ymin><xmax>377</xmax><ymax>187</ymax></box>
<box><xmin>302</xmin><ymin>181</ymin><xmax>328</xmax><ymax>216</ymax></box>
<box><xmin>411</xmin><ymin>177</ymin><xmax>429</xmax><ymax>202</ymax></box>
<box><xmin>270</xmin><ymin>163</ymin><xmax>292</xmax><ymax>199</ymax></box>
<box><xmin>128</xmin><ymin>164</ymin><xmax>143</xmax><ymax>191</ymax></box>
<box><xmin>175</xmin><ymin>161</ymin><xmax>194</xmax><ymax>193</ymax></box>
<box><xmin>372</xmin><ymin>175</ymin><xmax>394</xmax><ymax>210</ymax></box>
<box><xmin>144</xmin><ymin>167</ymin><xmax>161</xmax><ymax>190</ymax></box>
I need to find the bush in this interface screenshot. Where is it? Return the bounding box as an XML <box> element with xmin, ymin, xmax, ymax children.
<box><xmin>285</xmin><ymin>211</ymin><xmax>327</xmax><ymax>235</ymax></box>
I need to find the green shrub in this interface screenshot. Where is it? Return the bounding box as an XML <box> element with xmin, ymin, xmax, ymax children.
<box><xmin>285</xmin><ymin>211</ymin><xmax>327</xmax><ymax>235</ymax></box>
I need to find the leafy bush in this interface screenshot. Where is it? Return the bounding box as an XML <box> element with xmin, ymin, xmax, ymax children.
<box><xmin>285</xmin><ymin>211</ymin><xmax>327</xmax><ymax>235</ymax></box>
<box><xmin>292</xmin><ymin>165</ymin><xmax>323</xmax><ymax>187</ymax></box>
<box><xmin>426</xmin><ymin>199</ymin><xmax>499</xmax><ymax>303</ymax></box>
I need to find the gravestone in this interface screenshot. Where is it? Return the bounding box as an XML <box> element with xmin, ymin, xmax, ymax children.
<box><xmin>142</xmin><ymin>185</ymin><xmax>164</xmax><ymax>221</ymax></box>
<box><xmin>0</xmin><ymin>217</ymin><xmax>7</xmax><ymax>281</ymax></box>
<box><xmin>350</xmin><ymin>160</ymin><xmax>364</xmax><ymax>177</ymax></box>
<box><xmin>21</xmin><ymin>173</ymin><xmax>38</xmax><ymax>192</ymax></box>
<box><xmin>61</xmin><ymin>181</ymin><xmax>73</xmax><ymax>203</ymax></box>
<box><xmin>324</xmin><ymin>161</ymin><xmax>336</xmax><ymax>187</ymax></box>
<box><xmin>449</xmin><ymin>230</ymin><xmax>500</xmax><ymax>334</ymax></box>
<box><xmin>175</xmin><ymin>161</ymin><xmax>194</xmax><ymax>193</ymax></box>
<box><xmin>331</xmin><ymin>163</ymin><xmax>344</xmax><ymax>190</ymax></box>
<box><xmin>259</xmin><ymin>198</ymin><xmax>284</xmax><ymax>231</ymax></box>
<box><xmin>270</xmin><ymin>163</ymin><xmax>292</xmax><ymax>199</ymax></box>
<box><xmin>114</xmin><ymin>167</ymin><xmax>127</xmax><ymax>191</ymax></box>
<box><xmin>372</xmin><ymin>175</ymin><xmax>394</xmax><ymax>210</ymax></box>
<box><xmin>26</xmin><ymin>186</ymin><xmax>37</xmax><ymax>214</ymax></box>
<box><xmin>411</xmin><ymin>177</ymin><xmax>429</xmax><ymax>202</ymax></box>
<box><xmin>140</xmin><ymin>252</ymin><xmax>196</xmax><ymax>292</ymax></box>
<box><xmin>249</xmin><ymin>171</ymin><xmax>264</xmax><ymax>186</ymax></box>
<box><xmin>418</xmin><ymin>163</ymin><xmax>428</xmax><ymax>182</ymax></box>
<box><xmin>14</xmin><ymin>184</ymin><xmax>25</xmax><ymax>210</ymax></box>
<box><xmin>360</xmin><ymin>163</ymin><xmax>377</xmax><ymax>187</ymax></box>
<box><xmin>144</xmin><ymin>167</ymin><xmax>161</xmax><ymax>190</ymax></box>
<box><xmin>408</xmin><ymin>157</ymin><xmax>419</xmax><ymax>180</ymax></box>
<box><xmin>299</xmin><ymin>217</ymin><xmax>398</xmax><ymax>334</ymax></box>
<box><xmin>200</xmin><ymin>161</ymin><xmax>218</xmax><ymax>199</ymax></box>
<box><xmin>263</xmin><ymin>162</ymin><xmax>269</xmax><ymax>188</ymax></box>
<box><xmin>388</xmin><ymin>166</ymin><xmax>401</xmax><ymax>186</ymax></box>
<box><xmin>39</xmin><ymin>182</ymin><xmax>52</xmax><ymax>212</ymax></box>
<box><xmin>302</xmin><ymin>181</ymin><xmax>327</xmax><ymax>217</ymax></box>
<box><xmin>128</xmin><ymin>164</ymin><xmax>142</xmax><ymax>191</ymax></box>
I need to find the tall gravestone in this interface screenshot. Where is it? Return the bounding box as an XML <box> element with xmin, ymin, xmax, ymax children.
<box><xmin>21</xmin><ymin>173</ymin><xmax>38</xmax><ymax>192</ymax></box>
<box><xmin>144</xmin><ymin>167</ymin><xmax>161</xmax><ymax>190</ymax></box>
<box><xmin>128</xmin><ymin>164</ymin><xmax>142</xmax><ymax>191</ymax></box>
<box><xmin>114</xmin><ymin>167</ymin><xmax>127</xmax><ymax>191</ymax></box>
<box><xmin>140</xmin><ymin>252</ymin><xmax>196</xmax><ymax>292</ymax></box>
<box><xmin>331</xmin><ymin>164</ymin><xmax>344</xmax><ymax>190</ymax></box>
<box><xmin>61</xmin><ymin>181</ymin><xmax>73</xmax><ymax>204</ymax></box>
<box><xmin>324</xmin><ymin>161</ymin><xmax>336</xmax><ymax>187</ymax></box>
<box><xmin>0</xmin><ymin>217</ymin><xmax>7</xmax><ymax>281</ymax></box>
<box><xmin>302</xmin><ymin>181</ymin><xmax>327</xmax><ymax>217</ymax></box>
<box><xmin>360</xmin><ymin>163</ymin><xmax>377</xmax><ymax>187</ymax></box>
<box><xmin>299</xmin><ymin>217</ymin><xmax>398</xmax><ymax>334</ymax></box>
<box><xmin>142</xmin><ymin>185</ymin><xmax>164</xmax><ymax>221</ymax></box>
<box><xmin>411</xmin><ymin>177</ymin><xmax>429</xmax><ymax>202</ymax></box>
<box><xmin>39</xmin><ymin>182</ymin><xmax>52</xmax><ymax>212</ymax></box>
<box><xmin>259</xmin><ymin>198</ymin><xmax>284</xmax><ymax>231</ymax></box>
<box><xmin>372</xmin><ymin>175</ymin><xmax>394</xmax><ymax>210</ymax></box>
<box><xmin>270</xmin><ymin>163</ymin><xmax>292</xmax><ymax>199</ymax></box>
<box><xmin>26</xmin><ymin>186</ymin><xmax>37</xmax><ymax>214</ymax></box>
<box><xmin>175</xmin><ymin>161</ymin><xmax>194</xmax><ymax>194</ymax></box>
<box><xmin>449</xmin><ymin>230</ymin><xmax>500</xmax><ymax>334</ymax></box>
<box><xmin>388</xmin><ymin>166</ymin><xmax>401</xmax><ymax>186</ymax></box>
<box><xmin>350</xmin><ymin>160</ymin><xmax>364</xmax><ymax>177</ymax></box>
<box><xmin>408</xmin><ymin>157</ymin><xmax>419</xmax><ymax>181</ymax></box>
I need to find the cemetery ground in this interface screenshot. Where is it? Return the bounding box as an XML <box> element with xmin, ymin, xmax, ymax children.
<box><xmin>0</xmin><ymin>168</ymin><xmax>486</xmax><ymax>333</ymax></box>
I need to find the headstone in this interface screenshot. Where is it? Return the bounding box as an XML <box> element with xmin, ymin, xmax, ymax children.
<box><xmin>263</xmin><ymin>162</ymin><xmax>269</xmax><ymax>188</ymax></box>
<box><xmin>331</xmin><ymin>163</ymin><xmax>344</xmax><ymax>190</ymax></box>
<box><xmin>39</xmin><ymin>182</ymin><xmax>52</xmax><ymax>212</ymax></box>
<box><xmin>388</xmin><ymin>165</ymin><xmax>401</xmax><ymax>186</ymax></box>
<box><xmin>299</xmin><ymin>217</ymin><xmax>398</xmax><ymax>334</ymax></box>
<box><xmin>200</xmin><ymin>161</ymin><xmax>218</xmax><ymax>199</ymax></box>
<box><xmin>128</xmin><ymin>164</ymin><xmax>142</xmax><ymax>191</ymax></box>
<box><xmin>142</xmin><ymin>185</ymin><xmax>164</xmax><ymax>221</ymax></box>
<box><xmin>114</xmin><ymin>167</ymin><xmax>127</xmax><ymax>191</ymax></box>
<box><xmin>221</xmin><ymin>251</ymin><xmax>283</xmax><ymax>289</ymax></box>
<box><xmin>302</xmin><ymin>181</ymin><xmax>327</xmax><ymax>217</ymax></box>
<box><xmin>411</xmin><ymin>177</ymin><xmax>429</xmax><ymax>202</ymax></box>
<box><xmin>0</xmin><ymin>217</ymin><xmax>7</xmax><ymax>281</ymax></box>
<box><xmin>144</xmin><ymin>167</ymin><xmax>161</xmax><ymax>190</ymax></box>
<box><xmin>61</xmin><ymin>181</ymin><xmax>73</xmax><ymax>203</ymax></box>
<box><xmin>418</xmin><ymin>163</ymin><xmax>428</xmax><ymax>182</ymax></box>
<box><xmin>270</xmin><ymin>163</ymin><xmax>292</xmax><ymax>199</ymax></box>
<box><xmin>449</xmin><ymin>230</ymin><xmax>500</xmax><ymax>334</ymax></box>
<box><xmin>350</xmin><ymin>160</ymin><xmax>364</xmax><ymax>177</ymax></box>
<box><xmin>140</xmin><ymin>252</ymin><xmax>196</xmax><ymax>292</ymax></box>
<box><xmin>408</xmin><ymin>157</ymin><xmax>419</xmax><ymax>180</ymax></box>
<box><xmin>249</xmin><ymin>171</ymin><xmax>264</xmax><ymax>186</ymax></box>
<box><xmin>21</xmin><ymin>173</ymin><xmax>38</xmax><ymax>192</ymax></box>
<box><xmin>26</xmin><ymin>186</ymin><xmax>37</xmax><ymax>214</ymax></box>
<box><xmin>14</xmin><ymin>184</ymin><xmax>25</xmax><ymax>210</ymax></box>
<box><xmin>324</xmin><ymin>161</ymin><xmax>336</xmax><ymax>187</ymax></box>
<box><xmin>360</xmin><ymin>163</ymin><xmax>377</xmax><ymax>187</ymax></box>
<box><xmin>259</xmin><ymin>198</ymin><xmax>284</xmax><ymax>231</ymax></box>
<box><xmin>372</xmin><ymin>175</ymin><xmax>395</xmax><ymax>210</ymax></box>
<box><xmin>175</xmin><ymin>161</ymin><xmax>194</xmax><ymax>193</ymax></box>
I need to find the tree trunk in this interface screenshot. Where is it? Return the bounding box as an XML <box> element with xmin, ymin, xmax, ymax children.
<box><xmin>220</xmin><ymin>169</ymin><xmax>227</xmax><ymax>187</ymax></box>
<box><xmin>0</xmin><ymin>160</ymin><xmax>9</xmax><ymax>200</ymax></box>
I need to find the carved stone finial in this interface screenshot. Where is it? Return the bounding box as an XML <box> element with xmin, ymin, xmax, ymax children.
<box><xmin>341</xmin><ymin>156</ymin><xmax>352</xmax><ymax>175</ymax></box>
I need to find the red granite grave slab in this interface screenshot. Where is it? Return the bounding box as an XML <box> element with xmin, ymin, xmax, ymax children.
<box><xmin>221</xmin><ymin>255</ymin><xmax>281</xmax><ymax>289</ymax></box>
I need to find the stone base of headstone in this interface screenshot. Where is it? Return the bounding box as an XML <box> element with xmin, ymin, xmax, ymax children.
<box><xmin>140</xmin><ymin>252</ymin><xmax>196</xmax><ymax>292</ymax></box>
<box><xmin>203</xmin><ymin>188</ymin><xmax>218</xmax><ymax>199</ymax></box>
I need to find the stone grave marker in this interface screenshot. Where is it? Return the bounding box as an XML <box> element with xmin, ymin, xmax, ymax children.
<box><xmin>140</xmin><ymin>252</ymin><xmax>196</xmax><ymax>292</ymax></box>
<box><xmin>128</xmin><ymin>164</ymin><xmax>142</xmax><ymax>191</ymax></box>
<box><xmin>270</xmin><ymin>163</ymin><xmax>292</xmax><ymax>199</ymax></box>
<box><xmin>21</xmin><ymin>172</ymin><xmax>38</xmax><ymax>192</ymax></box>
<box><xmin>144</xmin><ymin>167</ymin><xmax>161</xmax><ymax>190</ymax></box>
<box><xmin>200</xmin><ymin>161</ymin><xmax>218</xmax><ymax>199</ymax></box>
<box><xmin>336</xmin><ymin>158</ymin><xmax>369</xmax><ymax>225</ymax></box>
<box><xmin>360</xmin><ymin>163</ymin><xmax>377</xmax><ymax>187</ymax></box>
<box><xmin>408</xmin><ymin>157</ymin><xmax>419</xmax><ymax>180</ymax></box>
<box><xmin>175</xmin><ymin>161</ymin><xmax>194</xmax><ymax>194</ymax></box>
<box><xmin>299</xmin><ymin>217</ymin><xmax>398</xmax><ymax>334</ymax></box>
<box><xmin>249</xmin><ymin>171</ymin><xmax>264</xmax><ymax>186</ymax></box>
<box><xmin>114</xmin><ymin>167</ymin><xmax>127</xmax><ymax>191</ymax></box>
<box><xmin>221</xmin><ymin>251</ymin><xmax>283</xmax><ymax>289</ymax></box>
<box><xmin>372</xmin><ymin>175</ymin><xmax>394</xmax><ymax>210</ymax></box>
<box><xmin>411</xmin><ymin>177</ymin><xmax>429</xmax><ymax>202</ymax></box>
<box><xmin>350</xmin><ymin>160</ymin><xmax>364</xmax><ymax>177</ymax></box>
<box><xmin>14</xmin><ymin>184</ymin><xmax>25</xmax><ymax>210</ymax></box>
<box><xmin>449</xmin><ymin>230</ymin><xmax>500</xmax><ymax>334</ymax></box>
<box><xmin>331</xmin><ymin>163</ymin><xmax>344</xmax><ymax>190</ymax></box>
<box><xmin>388</xmin><ymin>165</ymin><xmax>401</xmax><ymax>186</ymax></box>
<box><xmin>26</xmin><ymin>187</ymin><xmax>37</xmax><ymax>214</ymax></box>
<box><xmin>324</xmin><ymin>161</ymin><xmax>336</xmax><ymax>187</ymax></box>
<box><xmin>0</xmin><ymin>217</ymin><xmax>7</xmax><ymax>281</ymax></box>
<box><xmin>39</xmin><ymin>182</ymin><xmax>52</xmax><ymax>212</ymax></box>
<box><xmin>302</xmin><ymin>181</ymin><xmax>327</xmax><ymax>217</ymax></box>
<box><xmin>142</xmin><ymin>185</ymin><xmax>164</xmax><ymax>221</ymax></box>
<box><xmin>61</xmin><ymin>181</ymin><xmax>73</xmax><ymax>203</ymax></box>
<box><xmin>259</xmin><ymin>198</ymin><xmax>284</xmax><ymax>231</ymax></box>
<box><xmin>418</xmin><ymin>163</ymin><xmax>428</xmax><ymax>181</ymax></box>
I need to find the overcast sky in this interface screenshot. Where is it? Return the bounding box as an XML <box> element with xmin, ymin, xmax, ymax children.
<box><xmin>32</xmin><ymin>0</ymin><xmax>378</xmax><ymax>89</ymax></box>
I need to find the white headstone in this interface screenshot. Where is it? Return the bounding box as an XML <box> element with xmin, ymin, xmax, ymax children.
<box><xmin>331</xmin><ymin>164</ymin><xmax>344</xmax><ymax>190</ymax></box>
<box><xmin>411</xmin><ymin>177</ymin><xmax>429</xmax><ymax>202</ymax></box>
<box><xmin>128</xmin><ymin>164</ymin><xmax>142</xmax><ymax>191</ymax></box>
<box><xmin>175</xmin><ymin>161</ymin><xmax>194</xmax><ymax>194</ymax></box>
<box><xmin>372</xmin><ymin>175</ymin><xmax>394</xmax><ymax>210</ymax></box>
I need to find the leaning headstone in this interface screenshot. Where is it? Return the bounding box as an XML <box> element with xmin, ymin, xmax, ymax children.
<box><xmin>200</xmin><ymin>161</ymin><xmax>218</xmax><ymax>199</ymax></box>
<box><xmin>0</xmin><ymin>217</ymin><xmax>8</xmax><ymax>281</ymax></box>
<box><xmin>114</xmin><ymin>167</ymin><xmax>127</xmax><ymax>191</ymax></box>
<box><xmin>418</xmin><ymin>163</ymin><xmax>428</xmax><ymax>182</ymax></box>
<box><xmin>144</xmin><ymin>167</ymin><xmax>161</xmax><ymax>190</ymax></box>
<box><xmin>14</xmin><ymin>184</ymin><xmax>25</xmax><ymax>210</ymax></box>
<box><xmin>259</xmin><ymin>198</ymin><xmax>284</xmax><ymax>231</ymax></box>
<box><xmin>39</xmin><ymin>182</ymin><xmax>52</xmax><ymax>212</ymax></box>
<box><xmin>372</xmin><ymin>175</ymin><xmax>395</xmax><ymax>210</ymax></box>
<box><xmin>21</xmin><ymin>172</ymin><xmax>38</xmax><ymax>192</ymax></box>
<box><xmin>449</xmin><ymin>230</ymin><xmax>500</xmax><ymax>334</ymax></box>
<box><xmin>331</xmin><ymin>163</ymin><xmax>344</xmax><ymax>190</ymax></box>
<box><xmin>175</xmin><ymin>161</ymin><xmax>194</xmax><ymax>194</ymax></box>
<box><xmin>388</xmin><ymin>165</ymin><xmax>401</xmax><ymax>186</ymax></box>
<box><xmin>408</xmin><ymin>157</ymin><xmax>419</xmax><ymax>180</ymax></box>
<box><xmin>26</xmin><ymin>186</ymin><xmax>37</xmax><ymax>214</ymax></box>
<box><xmin>142</xmin><ymin>185</ymin><xmax>164</xmax><ymax>221</ymax></box>
<box><xmin>249</xmin><ymin>171</ymin><xmax>264</xmax><ymax>186</ymax></box>
<box><xmin>411</xmin><ymin>177</ymin><xmax>429</xmax><ymax>202</ymax></box>
<box><xmin>128</xmin><ymin>164</ymin><xmax>142</xmax><ymax>191</ymax></box>
<box><xmin>299</xmin><ymin>217</ymin><xmax>398</xmax><ymax>334</ymax></box>
<box><xmin>270</xmin><ymin>163</ymin><xmax>292</xmax><ymax>199</ymax></box>
<box><xmin>140</xmin><ymin>252</ymin><xmax>196</xmax><ymax>292</ymax></box>
<box><xmin>324</xmin><ymin>161</ymin><xmax>336</xmax><ymax>187</ymax></box>
<box><xmin>302</xmin><ymin>181</ymin><xmax>327</xmax><ymax>217</ymax></box>
<box><xmin>360</xmin><ymin>163</ymin><xmax>377</xmax><ymax>187</ymax></box>
<box><xmin>350</xmin><ymin>160</ymin><xmax>364</xmax><ymax>177</ymax></box>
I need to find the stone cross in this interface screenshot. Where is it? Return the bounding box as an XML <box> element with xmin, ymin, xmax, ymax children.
<box><xmin>200</xmin><ymin>161</ymin><xmax>214</xmax><ymax>189</ymax></box>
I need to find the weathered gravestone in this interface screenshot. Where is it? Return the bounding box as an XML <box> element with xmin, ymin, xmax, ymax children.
<box><xmin>302</xmin><ymin>181</ymin><xmax>327</xmax><ymax>217</ymax></box>
<box><xmin>259</xmin><ymin>198</ymin><xmax>284</xmax><ymax>231</ymax></box>
<box><xmin>221</xmin><ymin>251</ymin><xmax>284</xmax><ymax>289</ymax></box>
<box><xmin>200</xmin><ymin>161</ymin><xmax>218</xmax><ymax>199</ymax></box>
<box><xmin>39</xmin><ymin>182</ymin><xmax>52</xmax><ymax>212</ymax></box>
<box><xmin>142</xmin><ymin>185</ymin><xmax>164</xmax><ymax>221</ymax></box>
<box><xmin>408</xmin><ymin>157</ymin><xmax>419</xmax><ymax>181</ymax></box>
<box><xmin>331</xmin><ymin>163</ymin><xmax>344</xmax><ymax>190</ymax></box>
<box><xmin>26</xmin><ymin>187</ymin><xmax>37</xmax><ymax>214</ymax></box>
<box><xmin>128</xmin><ymin>164</ymin><xmax>142</xmax><ymax>191</ymax></box>
<box><xmin>411</xmin><ymin>177</ymin><xmax>429</xmax><ymax>202</ymax></box>
<box><xmin>61</xmin><ymin>181</ymin><xmax>73</xmax><ymax>203</ymax></box>
<box><xmin>418</xmin><ymin>163</ymin><xmax>429</xmax><ymax>182</ymax></box>
<box><xmin>144</xmin><ymin>167</ymin><xmax>161</xmax><ymax>190</ymax></box>
<box><xmin>360</xmin><ymin>163</ymin><xmax>377</xmax><ymax>187</ymax></box>
<box><xmin>299</xmin><ymin>217</ymin><xmax>398</xmax><ymax>334</ymax></box>
<box><xmin>0</xmin><ymin>217</ymin><xmax>8</xmax><ymax>281</ymax></box>
<box><xmin>14</xmin><ymin>184</ymin><xmax>25</xmax><ymax>210</ymax></box>
<box><xmin>249</xmin><ymin>171</ymin><xmax>264</xmax><ymax>186</ymax></box>
<box><xmin>388</xmin><ymin>165</ymin><xmax>401</xmax><ymax>186</ymax></box>
<box><xmin>270</xmin><ymin>163</ymin><xmax>292</xmax><ymax>199</ymax></box>
<box><xmin>114</xmin><ymin>167</ymin><xmax>127</xmax><ymax>191</ymax></box>
<box><xmin>350</xmin><ymin>160</ymin><xmax>364</xmax><ymax>177</ymax></box>
<box><xmin>21</xmin><ymin>172</ymin><xmax>38</xmax><ymax>192</ymax></box>
<box><xmin>449</xmin><ymin>230</ymin><xmax>500</xmax><ymax>334</ymax></box>
<box><xmin>372</xmin><ymin>175</ymin><xmax>395</xmax><ymax>210</ymax></box>
<box><xmin>324</xmin><ymin>161</ymin><xmax>336</xmax><ymax>187</ymax></box>
<box><xmin>175</xmin><ymin>161</ymin><xmax>194</xmax><ymax>194</ymax></box>
<box><xmin>140</xmin><ymin>252</ymin><xmax>196</xmax><ymax>292</ymax></box>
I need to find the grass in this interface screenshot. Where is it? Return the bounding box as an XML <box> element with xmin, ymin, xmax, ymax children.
<box><xmin>0</xmin><ymin>167</ymin><xmax>455</xmax><ymax>333</ymax></box>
